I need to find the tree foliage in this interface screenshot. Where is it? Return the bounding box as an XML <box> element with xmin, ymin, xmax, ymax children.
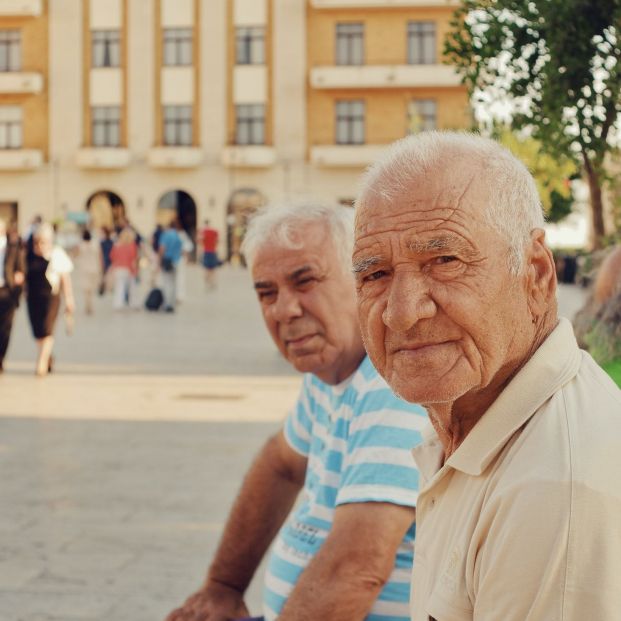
<box><xmin>498</xmin><ymin>130</ymin><xmax>577</xmax><ymax>222</ymax></box>
<box><xmin>445</xmin><ymin>0</ymin><xmax>621</xmax><ymax>247</ymax></box>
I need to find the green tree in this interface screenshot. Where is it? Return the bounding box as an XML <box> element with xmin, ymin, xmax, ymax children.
<box><xmin>445</xmin><ymin>0</ymin><xmax>621</xmax><ymax>248</ymax></box>
<box><xmin>498</xmin><ymin>130</ymin><xmax>577</xmax><ymax>222</ymax></box>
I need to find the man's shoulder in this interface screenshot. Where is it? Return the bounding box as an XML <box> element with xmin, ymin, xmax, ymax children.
<box><xmin>490</xmin><ymin>354</ymin><xmax>621</xmax><ymax>498</ymax></box>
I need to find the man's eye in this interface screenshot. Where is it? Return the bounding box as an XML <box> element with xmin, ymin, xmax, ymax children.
<box><xmin>433</xmin><ymin>255</ymin><xmax>458</xmax><ymax>265</ymax></box>
<box><xmin>258</xmin><ymin>291</ymin><xmax>276</xmax><ymax>301</ymax></box>
<box><xmin>295</xmin><ymin>277</ymin><xmax>316</xmax><ymax>289</ymax></box>
<box><xmin>363</xmin><ymin>270</ymin><xmax>388</xmax><ymax>282</ymax></box>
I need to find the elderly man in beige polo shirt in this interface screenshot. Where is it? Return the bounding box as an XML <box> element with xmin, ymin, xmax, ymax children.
<box><xmin>353</xmin><ymin>131</ymin><xmax>621</xmax><ymax>621</ymax></box>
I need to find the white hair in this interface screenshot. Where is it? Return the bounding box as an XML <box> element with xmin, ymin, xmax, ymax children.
<box><xmin>241</xmin><ymin>200</ymin><xmax>355</xmax><ymax>272</ymax></box>
<box><xmin>356</xmin><ymin>131</ymin><xmax>545</xmax><ymax>274</ymax></box>
<box><xmin>33</xmin><ymin>222</ymin><xmax>55</xmax><ymax>241</ymax></box>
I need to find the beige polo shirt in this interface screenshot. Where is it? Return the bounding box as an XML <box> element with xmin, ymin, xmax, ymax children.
<box><xmin>411</xmin><ymin>318</ymin><xmax>621</xmax><ymax>621</ymax></box>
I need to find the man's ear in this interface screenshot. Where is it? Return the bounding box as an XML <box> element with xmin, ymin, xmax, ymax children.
<box><xmin>525</xmin><ymin>228</ymin><xmax>556</xmax><ymax>319</ymax></box>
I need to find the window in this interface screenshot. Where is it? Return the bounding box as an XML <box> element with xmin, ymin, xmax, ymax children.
<box><xmin>92</xmin><ymin>30</ymin><xmax>120</xmax><ymax>68</ymax></box>
<box><xmin>235</xmin><ymin>27</ymin><xmax>265</xmax><ymax>65</ymax></box>
<box><xmin>235</xmin><ymin>104</ymin><xmax>265</xmax><ymax>145</ymax></box>
<box><xmin>0</xmin><ymin>106</ymin><xmax>22</xmax><ymax>149</ymax></box>
<box><xmin>163</xmin><ymin>105</ymin><xmax>192</xmax><ymax>146</ymax></box>
<box><xmin>0</xmin><ymin>30</ymin><xmax>20</xmax><ymax>72</ymax></box>
<box><xmin>335</xmin><ymin>100</ymin><xmax>364</xmax><ymax>145</ymax></box>
<box><xmin>163</xmin><ymin>28</ymin><xmax>192</xmax><ymax>66</ymax></box>
<box><xmin>408</xmin><ymin>100</ymin><xmax>437</xmax><ymax>133</ymax></box>
<box><xmin>92</xmin><ymin>106</ymin><xmax>121</xmax><ymax>147</ymax></box>
<box><xmin>407</xmin><ymin>21</ymin><xmax>435</xmax><ymax>64</ymax></box>
<box><xmin>335</xmin><ymin>23</ymin><xmax>364</xmax><ymax>66</ymax></box>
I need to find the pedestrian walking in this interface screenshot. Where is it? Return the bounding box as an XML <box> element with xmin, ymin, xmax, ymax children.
<box><xmin>175</xmin><ymin>227</ymin><xmax>194</xmax><ymax>303</ymax></box>
<box><xmin>76</xmin><ymin>229</ymin><xmax>102</xmax><ymax>315</ymax></box>
<box><xmin>99</xmin><ymin>226</ymin><xmax>114</xmax><ymax>295</ymax></box>
<box><xmin>0</xmin><ymin>219</ymin><xmax>25</xmax><ymax>373</ymax></box>
<box><xmin>25</xmin><ymin>223</ymin><xmax>74</xmax><ymax>377</ymax></box>
<box><xmin>200</xmin><ymin>219</ymin><xmax>219</xmax><ymax>290</ymax></box>
<box><xmin>24</xmin><ymin>214</ymin><xmax>42</xmax><ymax>253</ymax></box>
<box><xmin>158</xmin><ymin>219</ymin><xmax>183</xmax><ymax>312</ymax></box>
<box><xmin>151</xmin><ymin>224</ymin><xmax>163</xmax><ymax>255</ymax></box>
<box><xmin>110</xmin><ymin>227</ymin><xmax>139</xmax><ymax>310</ymax></box>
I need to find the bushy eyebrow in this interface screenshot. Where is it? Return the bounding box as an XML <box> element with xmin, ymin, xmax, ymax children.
<box><xmin>352</xmin><ymin>256</ymin><xmax>381</xmax><ymax>274</ymax></box>
<box><xmin>288</xmin><ymin>266</ymin><xmax>313</xmax><ymax>282</ymax></box>
<box><xmin>254</xmin><ymin>280</ymin><xmax>273</xmax><ymax>290</ymax></box>
<box><xmin>254</xmin><ymin>265</ymin><xmax>314</xmax><ymax>290</ymax></box>
<box><xmin>407</xmin><ymin>235</ymin><xmax>475</xmax><ymax>258</ymax></box>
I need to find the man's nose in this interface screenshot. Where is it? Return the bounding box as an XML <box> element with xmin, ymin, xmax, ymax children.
<box><xmin>382</xmin><ymin>271</ymin><xmax>436</xmax><ymax>332</ymax></box>
<box><xmin>271</xmin><ymin>288</ymin><xmax>303</xmax><ymax>322</ymax></box>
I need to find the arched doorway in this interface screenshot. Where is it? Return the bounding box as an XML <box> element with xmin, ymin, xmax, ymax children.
<box><xmin>157</xmin><ymin>190</ymin><xmax>198</xmax><ymax>261</ymax></box>
<box><xmin>227</xmin><ymin>188</ymin><xmax>265</xmax><ymax>265</ymax></box>
<box><xmin>85</xmin><ymin>190</ymin><xmax>126</xmax><ymax>232</ymax></box>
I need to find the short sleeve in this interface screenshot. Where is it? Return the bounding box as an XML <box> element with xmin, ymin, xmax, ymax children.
<box><xmin>283</xmin><ymin>375</ymin><xmax>315</xmax><ymax>457</ymax></box>
<box><xmin>336</xmin><ymin>385</ymin><xmax>427</xmax><ymax>508</ymax></box>
<box><xmin>52</xmin><ymin>246</ymin><xmax>74</xmax><ymax>274</ymax></box>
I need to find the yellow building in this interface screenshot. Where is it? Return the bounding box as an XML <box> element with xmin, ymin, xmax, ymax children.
<box><xmin>0</xmin><ymin>0</ymin><xmax>469</xmax><ymax>257</ymax></box>
<box><xmin>307</xmin><ymin>0</ymin><xmax>469</xmax><ymax>178</ymax></box>
<box><xmin>0</xmin><ymin>0</ymin><xmax>47</xmax><ymax>224</ymax></box>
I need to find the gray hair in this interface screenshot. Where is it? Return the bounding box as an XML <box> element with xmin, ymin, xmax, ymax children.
<box><xmin>356</xmin><ymin>131</ymin><xmax>545</xmax><ymax>274</ymax></box>
<box><xmin>33</xmin><ymin>222</ymin><xmax>55</xmax><ymax>241</ymax></box>
<box><xmin>241</xmin><ymin>200</ymin><xmax>355</xmax><ymax>272</ymax></box>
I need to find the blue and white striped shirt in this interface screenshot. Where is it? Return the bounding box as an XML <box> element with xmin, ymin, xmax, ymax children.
<box><xmin>263</xmin><ymin>356</ymin><xmax>428</xmax><ymax>621</ymax></box>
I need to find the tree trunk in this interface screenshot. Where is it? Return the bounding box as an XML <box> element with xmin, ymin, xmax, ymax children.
<box><xmin>582</xmin><ymin>154</ymin><xmax>606</xmax><ymax>249</ymax></box>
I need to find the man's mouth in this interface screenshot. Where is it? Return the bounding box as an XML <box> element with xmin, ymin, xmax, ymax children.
<box><xmin>285</xmin><ymin>334</ymin><xmax>317</xmax><ymax>347</ymax></box>
<box><xmin>391</xmin><ymin>341</ymin><xmax>449</xmax><ymax>354</ymax></box>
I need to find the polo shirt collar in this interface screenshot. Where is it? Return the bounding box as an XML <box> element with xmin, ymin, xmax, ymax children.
<box><xmin>412</xmin><ymin>422</ymin><xmax>445</xmax><ymax>485</ymax></box>
<box><xmin>446</xmin><ymin>318</ymin><xmax>582</xmax><ymax>476</ymax></box>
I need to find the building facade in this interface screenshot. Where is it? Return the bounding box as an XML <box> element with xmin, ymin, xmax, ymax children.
<box><xmin>0</xmin><ymin>0</ymin><xmax>469</xmax><ymax>258</ymax></box>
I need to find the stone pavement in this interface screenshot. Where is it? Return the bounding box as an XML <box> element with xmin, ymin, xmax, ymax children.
<box><xmin>1</xmin><ymin>264</ymin><xmax>300</xmax><ymax>621</ymax></box>
<box><xmin>0</xmin><ymin>265</ymin><xmax>588</xmax><ymax>621</ymax></box>
<box><xmin>4</xmin><ymin>264</ymin><xmax>295</xmax><ymax>376</ymax></box>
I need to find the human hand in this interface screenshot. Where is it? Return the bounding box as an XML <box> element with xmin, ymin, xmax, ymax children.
<box><xmin>165</xmin><ymin>581</ymin><xmax>250</xmax><ymax>621</ymax></box>
<box><xmin>64</xmin><ymin>308</ymin><xmax>75</xmax><ymax>336</ymax></box>
<box><xmin>13</xmin><ymin>271</ymin><xmax>24</xmax><ymax>286</ymax></box>
<box><xmin>64</xmin><ymin>299</ymin><xmax>75</xmax><ymax>315</ymax></box>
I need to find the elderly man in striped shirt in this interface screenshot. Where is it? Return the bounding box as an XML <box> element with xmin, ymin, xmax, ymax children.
<box><xmin>166</xmin><ymin>202</ymin><xmax>427</xmax><ymax>621</ymax></box>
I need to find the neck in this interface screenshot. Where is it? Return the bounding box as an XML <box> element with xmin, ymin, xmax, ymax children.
<box><xmin>318</xmin><ymin>348</ymin><xmax>366</xmax><ymax>385</ymax></box>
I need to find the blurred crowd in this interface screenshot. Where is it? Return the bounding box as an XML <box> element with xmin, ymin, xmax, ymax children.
<box><xmin>0</xmin><ymin>215</ymin><xmax>220</xmax><ymax>377</ymax></box>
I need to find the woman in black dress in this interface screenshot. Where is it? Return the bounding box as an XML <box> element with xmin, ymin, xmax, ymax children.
<box><xmin>26</xmin><ymin>223</ymin><xmax>75</xmax><ymax>376</ymax></box>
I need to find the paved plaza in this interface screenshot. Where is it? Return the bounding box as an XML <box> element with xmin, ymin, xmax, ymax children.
<box><xmin>0</xmin><ymin>264</ymin><xmax>588</xmax><ymax>621</ymax></box>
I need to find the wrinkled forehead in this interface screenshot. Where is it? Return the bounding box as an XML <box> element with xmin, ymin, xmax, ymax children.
<box><xmin>356</xmin><ymin>158</ymin><xmax>488</xmax><ymax>236</ymax></box>
<box><xmin>252</xmin><ymin>223</ymin><xmax>333</xmax><ymax>273</ymax></box>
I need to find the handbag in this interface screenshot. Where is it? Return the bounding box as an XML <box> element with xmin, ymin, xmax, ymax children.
<box><xmin>161</xmin><ymin>257</ymin><xmax>174</xmax><ymax>272</ymax></box>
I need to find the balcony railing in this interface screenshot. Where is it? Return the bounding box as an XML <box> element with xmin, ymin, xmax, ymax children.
<box><xmin>0</xmin><ymin>72</ymin><xmax>43</xmax><ymax>94</ymax></box>
<box><xmin>310</xmin><ymin>144</ymin><xmax>387</xmax><ymax>168</ymax></box>
<box><xmin>76</xmin><ymin>148</ymin><xmax>130</xmax><ymax>169</ymax></box>
<box><xmin>0</xmin><ymin>148</ymin><xmax>43</xmax><ymax>170</ymax></box>
<box><xmin>0</xmin><ymin>0</ymin><xmax>42</xmax><ymax>16</ymax></box>
<box><xmin>147</xmin><ymin>147</ymin><xmax>203</xmax><ymax>168</ymax></box>
<box><xmin>221</xmin><ymin>146</ymin><xmax>276</xmax><ymax>168</ymax></box>
<box><xmin>310</xmin><ymin>64</ymin><xmax>462</xmax><ymax>89</ymax></box>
